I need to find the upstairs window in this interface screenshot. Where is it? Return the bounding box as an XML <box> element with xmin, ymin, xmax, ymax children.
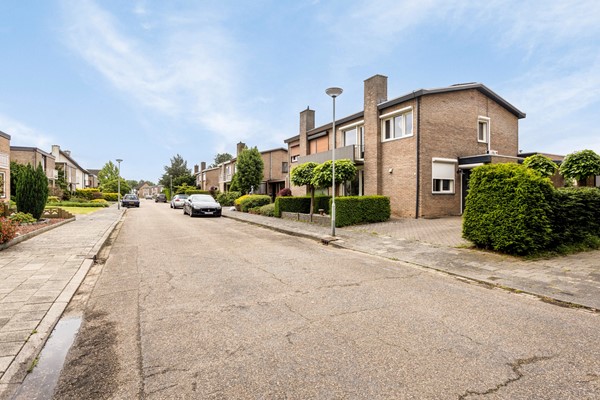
<box><xmin>282</xmin><ymin>162</ymin><xmax>289</xmax><ymax>173</ymax></box>
<box><xmin>308</xmin><ymin>135</ymin><xmax>329</xmax><ymax>154</ymax></box>
<box><xmin>381</xmin><ymin>108</ymin><xmax>413</xmax><ymax>141</ymax></box>
<box><xmin>478</xmin><ymin>117</ymin><xmax>490</xmax><ymax>143</ymax></box>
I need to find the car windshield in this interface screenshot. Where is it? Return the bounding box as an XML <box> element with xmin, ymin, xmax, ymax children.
<box><xmin>124</xmin><ymin>195</ymin><xmax>137</xmax><ymax>199</ymax></box>
<box><xmin>189</xmin><ymin>195</ymin><xmax>214</xmax><ymax>202</ymax></box>
<box><xmin>175</xmin><ymin>195</ymin><xmax>188</xmax><ymax>199</ymax></box>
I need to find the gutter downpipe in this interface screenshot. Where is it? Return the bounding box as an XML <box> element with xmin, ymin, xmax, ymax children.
<box><xmin>415</xmin><ymin>94</ymin><xmax>421</xmax><ymax>219</ymax></box>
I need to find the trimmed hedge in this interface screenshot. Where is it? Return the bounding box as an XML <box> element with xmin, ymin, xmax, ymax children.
<box><xmin>75</xmin><ymin>188</ymin><xmax>101</xmax><ymax>200</ymax></box>
<box><xmin>216</xmin><ymin>191</ymin><xmax>241</xmax><ymax>206</ymax></box>
<box><xmin>334</xmin><ymin>196</ymin><xmax>391</xmax><ymax>227</ymax></box>
<box><xmin>102</xmin><ymin>192</ymin><xmax>119</xmax><ymax>202</ymax></box>
<box><xmin>274</xmin><ymin>196</ymin><xmax>331</xmax><ymax>217</ymax></box>
<box><xmin>236</xmin><ymin>195</ymin><xmax>271</xmax><ymax>212</ymax></box>
<box><xmin>462</xmin><ymin>164</ymin><xmax>556</xmax><ymax>255</ymax></box>
<box><xmin>46</xmin><ymin>201</ymin><xmax>109</xmax><ymax>208</ymax></box>
<box><xmin>550</xmin><ymin>187</ymin><xmax>600</xmax><ymax>246</ymax></box>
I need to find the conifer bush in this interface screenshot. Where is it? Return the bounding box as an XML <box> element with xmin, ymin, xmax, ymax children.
<box><xmin>16</xmin><ymin>164</ymin><xmax>49</xmax><ymax>220</ymax></box>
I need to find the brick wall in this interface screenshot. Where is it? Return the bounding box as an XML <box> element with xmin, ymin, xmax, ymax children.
<box><xmin>0</xmin><ymin>135</ymin><xmax>10</xmax><ymax>201</ymax></box>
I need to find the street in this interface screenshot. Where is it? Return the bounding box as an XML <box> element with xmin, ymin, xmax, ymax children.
<box><xmin>53</xmin><ymin>200</ymin><xmax>600</xmax><ymax>399</ymax></box>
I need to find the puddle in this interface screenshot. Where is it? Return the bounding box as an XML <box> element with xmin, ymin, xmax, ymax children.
<box><xmin>12</xmin><ymin>316</ymin><xmax>82</xmax><ymax>400</ymax></box>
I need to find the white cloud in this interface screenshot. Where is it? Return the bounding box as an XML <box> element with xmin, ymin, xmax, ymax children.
<box><xmin>59</xmin><ymin>0</ymin><xmax>268</xmax><ymax>148</ymax></box>
<box><xmin>0</xmin><ymin>113</ymin><xmax>55</xmax><ymax>149</ymax></box>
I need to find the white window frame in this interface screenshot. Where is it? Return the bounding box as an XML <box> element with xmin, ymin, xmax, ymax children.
<box><xmin>432</xmin><ymin>158</ymin><xmax>457</xmax><ymax>195</ymax></box>
<box><xmin>380</xmin><ymin>107</ymin><xmax>413</xmax><ymax>142</ymax></box>
<box><xmin>478</xmin><ymin>116</ymin><xmax>490</xmax><ymax>143</ymax></box>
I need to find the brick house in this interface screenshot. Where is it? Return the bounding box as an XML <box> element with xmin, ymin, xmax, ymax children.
<box><xmin>137</xmin><ymin>183</ymin><xmax>164</xmax><ymax>198</ymax></box>
<box><xmin>196</xmin><ymin>142</ymin><xmax>289</xmax><ymax>199</ymax></box>
<box><xmin>285</xmin><ymin>74</ymin><xmax>526</xmax><ymax>218</ymax></box>
<box><xmin>0</xmin><ymin>130</ymin><xmax>10</xmax><ymax>202</ymax></box>
<box><xmin>10</xmin><ymin>146</ymin><xmax>57</xmax><ymax>188</ymax></box>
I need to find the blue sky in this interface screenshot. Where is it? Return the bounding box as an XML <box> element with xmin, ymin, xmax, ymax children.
<box><xmin>1</xmin><ymin>0</ymin><xmax>599</xmax><ymax>182</ymax></box>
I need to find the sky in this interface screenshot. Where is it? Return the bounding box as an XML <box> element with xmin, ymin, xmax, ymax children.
<box><xmin>1</xmin><ymin>0</ymin><xmax>599</xmax><ymax>183</ymax></box>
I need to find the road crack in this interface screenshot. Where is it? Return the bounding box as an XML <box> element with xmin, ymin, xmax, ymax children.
<box><xmin>458</xmin><ymin>355</ymin><xmax>555</xmax><ymax>399</ymax></box>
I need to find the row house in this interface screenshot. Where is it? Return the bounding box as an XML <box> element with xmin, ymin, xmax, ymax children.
<box><xmin>285</xmin><ymin>74</ymin><xmax>526</xmax><ymax>218</ymax></box>
<box><xmin>196</xmin><ymin>142</ymin><xmax>288</xmax><ymax>199</ymax></box>
<box><xmin>0</xmin><ymin>130</ymin><xmax>10</xmax><ymax>202</ymax></box>
<box><xmin>137</xmin><ymin>183</ymin><xmax>164</xmax><ymax>198</ymax></box>
<box><xmin>51</xmin><ymin>145</ymin><xmax>95</xmax><ymax>191</ymax></box>
<box><xmin>10</xmin><ymin>146</ymin><xmax>57</xmax><ymax>187</ymax></box>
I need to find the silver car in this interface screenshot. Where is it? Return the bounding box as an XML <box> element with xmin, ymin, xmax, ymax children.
<box><xmin>170</xmin><ymin>194</ymin><xmax>188</xmax><ymax>209</ymax></box>
<box><xmin>183</xmin><ymin>194</ymin><xmax>222</xmax><ymax>217</ymax></box>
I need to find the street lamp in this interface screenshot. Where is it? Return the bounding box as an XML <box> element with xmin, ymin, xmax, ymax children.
<box><xmin>326</xmin><ymin>87</ymin><xmax>343</xmax><ymax>236</ymax></box>
<box><xmin>116</xmin><ymin>159</ymin><xmax>123</xmax><ymax>210</ymax></box>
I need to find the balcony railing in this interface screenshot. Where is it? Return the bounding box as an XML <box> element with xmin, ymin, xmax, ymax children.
<box><xmin>298</xmin><ymin>144</ymin><xmax>363</xmax><ymax>165</ymax></box>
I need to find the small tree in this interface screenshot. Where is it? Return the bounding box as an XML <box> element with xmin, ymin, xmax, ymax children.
<box><xmin>236</xmin><ymin>147</ymin><xmax>264</xmax><ymax>195</ymax></box>
<box><xmin>311</xmin><ymin>159</ymin><xmax>357</xmax><ymax>193</ymax></box>
<box><xmin>523</xmin><ymin>154</ymin><xmax>558</xmax><ymax>177</ymax></box>
<box><xmin>16</xmin><ymin>163</ymin><xmax>49</xmax><ymax>220</ymax></box>
<box><xmin>210</xmin><ymin>153</ymin><xmax>233</xmax><ymax>168</ymax></box>
<box><xmin>290</xmin><ymin>162</ymin><xmax>318</xmax><ymax>215</ymax></box>
<box><xmin>559</xmin><ymin>149</ymin><xmax>600</xmax><ymax>186</ymax></box>
<box><xmin>98</xmin><ymin>161</ymin><xmax>119</xmax><ymax>185</ymax></box>
<box><xmin>101</xmin><ymin>178</ymin><xmax>131</xmax><ymax>196</ymax></box>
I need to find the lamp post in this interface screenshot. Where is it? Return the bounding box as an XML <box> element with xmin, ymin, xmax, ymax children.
<box><xmin>116</xmin><ymin>159</ymin><xmax>123</xmax><ymax>210</ymax></box>
<box><xmin>326</xmin><ymin>87</ymin><xmax>343</xmax><ymax>236</ymax></box>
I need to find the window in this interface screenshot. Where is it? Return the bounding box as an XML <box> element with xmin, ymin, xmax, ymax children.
<box><xmin>282</xmin><ymin>162</ymin><xmax>289</xmax><ymax>173</ymax></box>
<box><xmin>342</xmin><ymin>124</ymin><xmax>365</xmax><ymax>159</ymax></box>
<box><xmin>309</xmin><ymin>135</ymin><xmax>329</xmax><ymax>154</ymax></box>
<box><xmin>432</xmin><ymin>159</ymin><xmax>457</xmax><ymax>194</ymax></box>
<box><xmin>381</xmin><ymin>108</ymin><xmax>413</xmax><ymax>141</ymax></box>
<box><xmin>344</xmin><ymin>127</ymin><xmax>357</xmax><ymax>146</ymax></box>
<box><xmin>478</xmin><ymin>117</ymin><xmax>490</xmax><ymax>143</ymax></box>
<box><xmin>291</xmin><ymin>155</ymin><xmax>299</xmax><ymax>163</ymax></box>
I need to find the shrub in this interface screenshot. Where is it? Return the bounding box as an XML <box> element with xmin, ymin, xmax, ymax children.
<box><xmin>274</xmin><ymin>195</ymin><xmax>331</xmax><ymax>217</ymax></box>
<box><xmin>550</xmin><ymin>187</ymin><xmax>600</xmax><ymax>246</ymax></box>
<box><xmin>9</xmin><ymin>212</ymin><xmax>36</xmax><ymax>224</ymax></box>
<box><xmin>91</xmin><ymin>199</ymin><xmax>109</xmax><ymax>205</ymax></box>
<box><xmin>559</xmin><ymin>149</ymin><xmax>600</xmax><ymax>185</ymax></box>
<box><xmin>258</xmin><ymin>203</ymin><xmax>275</xmax><ymax>217</ymax></box>
<box><xmin>217</xmin><ymin>191</ymin><xmax>241</xmax><ymax>206</ymax></box>
<box><xmin>236</xmin><ymin>195</ymin><xmax>271</xmax><ymax>212</ymax></box>
<box><xmin>47</xmin><ymin>196</ymin><xmax>60</xmax><ymax>203</ymax></box>
<box><xmin>334</xmin><ymin>196</ymin><xmax>391</xmax><ymax>227</ymax></box>
<box><xmin>0</xmin><ymin>217</ymin><xmax>18</xmax><ymax>244</ymax></box>
<box><xmin>16</xmin><ymin>163</ymin><xmax>48</xmax><ymax>220</ymax></box>
<box><xmin>102</xmin><ymin>192</ymin><xmax>119</xmax><ymax>202</ymax></box>
<box><xmin>75</xmin><ymin>188</ymin><xmax>101</xmax><ymax>201</ymax></box>
<box><xmin>277</xmin><ymin>188</ymin><xmax>292</xmax><ymax>197</ymax></box>
<box><xmin>522</xmin><ymin>154</ymin><xmax>558</xmax><ymax>177</ymax></box>
<box><xmin>68</xmin><ymin>197</ymin><xmax>87</xmax><ymax>203</ymax></box>
<box><xmin>462</xmin><ymin>163</ymin><xmax>554</xmax><ymax>256</ymax></box>
<box><xmin>46</xmin><ymin>201</ymin><xmax>108</xmax><ymax>208</ymax></box>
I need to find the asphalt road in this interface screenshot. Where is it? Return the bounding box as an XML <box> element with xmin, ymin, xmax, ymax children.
<box><xmin>53</xmin><ymin>200</ymin><xmax>600</xmax><ymax>399</ymax></box>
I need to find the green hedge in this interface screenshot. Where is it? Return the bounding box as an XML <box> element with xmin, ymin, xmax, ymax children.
<box><xmin>274</xmin><ymin>195</ymin><xmax>331</xmax><ymax>217</ymax></box>
<box><xmin>238</xmin><ymin>195</ymin><xmax>271</xmax><ymax>212</ymax></box>
<box><xmin>334</xmin><ymin>196</ymin><xmax>391</xmax><ymax>227</ymax></box>
<box><xmin>75</xmin><ymin>188</ymin><xmax>101</xmax><ymax>200</ymax></box>
<box><xmin>46</xmin><ymin>202</ymin><xmax>109</xmax><ymax>208</ymax></box>
<box><xmin>102</xmin><ymin>192</ymin><xmax>119</xmax><ymax>202</ymax></box>
<box><xmin>216</xmin><ymin>191</ymin><xmax>241</xmax><ymax>206</ymax></box>
<box><xmin>551</xmin><ymin>187</ymin><xmax>600</xmax><ymax>245</ymax></box>
<box><xmin>462</xmin><ymin>164</ymin><xmax>555</xmax><ymax>255</ymax></box>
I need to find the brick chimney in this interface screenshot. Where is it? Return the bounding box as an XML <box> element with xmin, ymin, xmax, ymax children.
<box><xmin>299</xmin><ymin>107</ymin><xmax>315</xmax><ymax>158</ymax></box>
<box><xmin>363</xmin><ymin>74</ymin><xmax>388</xmax><ymax>195</ymax></box>
<box><xmin>200</xmin><ymin>161</ymin><xmax>206</xmax><ymax>171</ymax></box>
<box><xmin>237</xmin><ymin>142</ymin><xmax>246</xmax><ymax>157</ymax></box>
<box><xmin>193</xmin><ymin>164</ymin><xmax>199</xmax><ymax>174</ymax></box>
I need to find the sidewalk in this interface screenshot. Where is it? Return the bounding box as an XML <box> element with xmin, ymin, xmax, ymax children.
<box><xmin>0</xmin><ymin>206</ymin><xmax>123</xmax><ymax>399</ymax></box>
<box><xmin>222</xmin><ymin>209</ymin><xmax>600</xmax><ymax>312</ymax></box>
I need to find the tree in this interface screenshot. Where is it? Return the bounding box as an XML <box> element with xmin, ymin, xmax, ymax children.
<box><xmin>10</xmin><ymin>161</ymin><xmax>26</xmax><ymax>198</ymax></box>
<box><xmin>16</xmin><ymin>163</ymin><xmax>48</xmax><ymax>220</ymax></box>
<box><xmin>126</xmin><ymin>180</ymin><xmax>139</xmax><ymax>190</ymax></box>
<box><xmin>236</xmin><ymin>147</ymin><xmax>264</xmax><ymax>195</ymax></box>
<box><xmin>311</xmin><ymin>159</ymin><xmax>357</xmax><ymax>192</ymax></box>
<box><xmin>291</xmin><ymin>162</ymin><xmax>318</xmax><ymax>215</ymax></box>
<box><xmin>101</xmin><ymin>178</ymin><xmax>131</xmax><ymax>195</ymax></box>
<box><xmin>98</xmin><ymin>161</ymin><xmax>119</xmax><ymax>185</ymax></box>
<box><xmin>159</xmin><ymin>154</ymin><xmax>194</xmax><ymax>188</ymax></box>
<box><xmin>559</xmin><ymin>149</ymin><xmax>600</xmax><ymax>186</ymax></box>
<box><xmin>523</xmin><ymin>154</ymin><xmax>558</xmax><ymax>177</ymax></box>
<box><xmin>210</xmin><ymin>153</ymin><xmax>233</xmax><ymax>168</ymax></box>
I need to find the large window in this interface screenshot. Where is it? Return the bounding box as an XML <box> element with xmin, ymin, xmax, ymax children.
<box><xmin>381</xmin><ymin>108</ymin><xmax>413</xmax><ymax>141</ymax></box>
<box><xmin>342</xmin><ymin>124</ymin><xmax>365</xmax><ymax>159</ymax></box>
<box><xmin>432</xmin><ymin>159</ymin><xmax>457</xmax><ymax>194</ymax></box>
<box><xmin>478</xmin><ymin>116</ymin><xmax>490</xmax><ymax>143</ymax></box>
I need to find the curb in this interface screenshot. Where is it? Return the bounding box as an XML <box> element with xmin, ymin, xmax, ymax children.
<box><xmin>0</xmin><ymin>217</ymin><xmax>76</xmax><ymax>251</ymax></box>
<box><xmin>0</xmin><ymin>210</ymin><xmax>126</xmax><ymax>400</ymax></box>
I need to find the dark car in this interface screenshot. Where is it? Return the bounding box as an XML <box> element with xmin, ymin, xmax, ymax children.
<box><xmin>155</xmin><ymin>193</ymin><xmax>167</xmax><ymax>203</ymax></box>
<box><xmin>121</xmin><ymin>194</ymin><xmax>140</xmax><ymax>208</ymax></box>
<box><xmin>183</xmin><ymin>194</ymin><xmax>222</xmax><ymax>217</ymax></box>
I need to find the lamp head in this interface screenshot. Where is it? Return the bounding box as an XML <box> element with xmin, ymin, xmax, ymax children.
<box><xmin>116</xmin><ymin>158</ymin><xmax>123</xmax><ymax>163</ymax></box>
<box><xmin>325</xmin><ymin>87</ymin><xmax>343</xmax><ymax>98</ymax></box>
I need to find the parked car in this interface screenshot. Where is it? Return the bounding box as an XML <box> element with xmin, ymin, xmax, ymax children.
<box><xmin>121</xmin><ymin>194</ymin><xmax>140</xmax><ymax>208</ymax></box>
<box><xmin>170</xmin><ymin>194</ymin><xmax>188</xmax><ymax>209</ymax></box>
<box><xmin>155</xmin><ymin>193</ymin><xmax>167</xmax><ymax>203</ymax></box>
<box><xmin>145</xmin><ymin>195</ymin><xmax>152</xmax><ymax>200</ymax></box>
<box><xmin>183</xmin><ymin>194</ymin><xmax>222</xmax><ymax>217</ymax></box>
